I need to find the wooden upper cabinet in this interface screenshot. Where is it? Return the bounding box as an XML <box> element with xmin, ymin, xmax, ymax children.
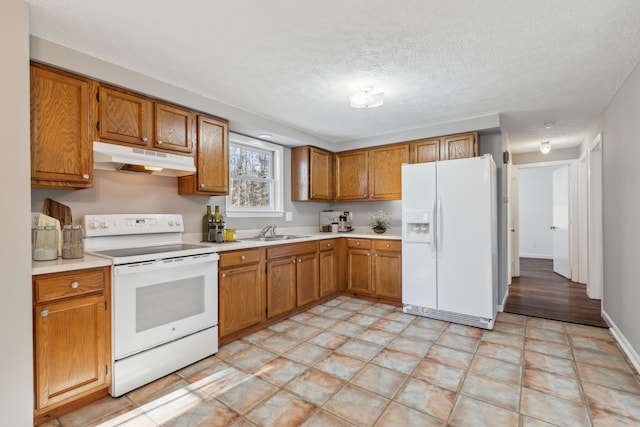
<box><xmin>291</xmin><ymin>146</ymin><xmax>334</xmax><ymax>201</ymax></box>
<box><xmin>30</xmin><ymin>64</ymin><xmax>94</xmax><ymax>189</ymax></box>
<box><xmin>369</xmin><ymin>143</ymin><xmax>409</xmax><ymax>200</ymax></box>
<box><xmin>441</xmin><ymin>132</ymin><xmax>477</xmax><ymax>160</ymax></box>
<box><xmin>178</xmin><ymin>115</ymin><xmax>229</xmax><ymax>195</ymax></box>
<box><xmin>335</xmin><ymin>149</ymin><xmax>369</xmax><ymax>201</ymax></box>
<box><xmin>154</xmin><ymin>102</ymin><xmax>193</xmax><ymax>153</ymax></box>
<box><xmin>97</xmin><ymin>85</ymin><xmax>152</xmax><ymax>147</ymax></box>
<box><xmin>410</xmin><ymin>137</ymin><xmax>441</xmax><ymax>163</ymax></box>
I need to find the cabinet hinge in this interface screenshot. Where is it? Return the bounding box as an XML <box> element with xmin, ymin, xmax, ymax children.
<box><xmin>96</xmin><ymin>121</ymin><xmax>100</xmax><ymax>131</ymax></box>
<box><xmin>105</xmin><ymin>365</ymin><xmax>108</xmax><ymax>375</ymax></box>
<box><xmin>104</xmin><ymin>301</ymin><xmax>107</xmax><ymax>310</ymax></box>
<box><xmin>96</xmin><ymin>91</ymin><xmax>100</xmax><ymax>102</ymax></box>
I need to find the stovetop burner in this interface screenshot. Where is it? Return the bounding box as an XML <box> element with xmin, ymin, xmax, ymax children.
<box><xmin>94</xmin><ymin>244</ymin><xmax>209</xmax><ymax>259</ymax></box>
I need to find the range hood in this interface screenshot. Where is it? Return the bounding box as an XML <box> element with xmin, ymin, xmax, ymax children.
<box><xmin>93</xmin><ymin>141</ymin><xmax>196</xmax><ymax>177</ymax></box>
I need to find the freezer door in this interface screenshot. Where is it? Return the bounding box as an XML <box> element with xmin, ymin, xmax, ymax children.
<box><xmin>401</xmin><ymin>163</ymin><xmax>437</xmax><ymax>308</ymax></box>
<box><xmin>435</xmin><ymin>156</ymin><xmax>495</xmax><ymax>318</ymax></box>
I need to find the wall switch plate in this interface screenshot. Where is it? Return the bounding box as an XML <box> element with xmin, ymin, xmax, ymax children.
<box><xmin>285</xmin><ymin>212</ymin><xmax>293</xmax><ymax>221</ymax></box>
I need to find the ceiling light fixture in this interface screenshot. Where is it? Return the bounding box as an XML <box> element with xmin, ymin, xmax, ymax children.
<box><xmin>349</xmin><ymin>85</ymin><xmax>384</xmax><ymax>108</ymax></box>
<box><xmin>258</xmin><ymin>134</ymin><xmax>272</xmax><ymax>139</ymax></box>
<box><xmin>540</xmin><ymin>141</ymin><xmax>551</xmax><ymax>154</ymax></box>
<box><xmin>543</xmin><ymin>121</ymin><xmax>556</xmax><ymax>129</ymax></box>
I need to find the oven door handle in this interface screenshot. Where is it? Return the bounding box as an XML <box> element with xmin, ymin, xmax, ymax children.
<box><xmin>114</xmin><ymin>253</ymin><xmax>218</xmax><ymax>276</ymax></box>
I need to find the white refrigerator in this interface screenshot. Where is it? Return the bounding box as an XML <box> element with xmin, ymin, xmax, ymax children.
<box><xmin>402</xmin><ymin>155</ymin><xmax>497</xmax><ymax>330</ymax></box>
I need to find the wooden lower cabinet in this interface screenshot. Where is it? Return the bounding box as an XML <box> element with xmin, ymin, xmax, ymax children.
<box><xmin>219</xmin><ymin>264</ymin><xmax>264</xmax><ymax>337</ymax></box>
<box><xmin>372</xmin><ymin>240</ymin><xmax>402</xmax><ymax>299</ymax></box>
<box><xmin>346</xmin><ymin>238</ymin><xmax>402</xmax><ymax>301</ymax></box>
<box><xmin>319</xmin><ymin>239</ymin><xmax>339</xmax><ymax>297</ymax></box>
<box><xmin>266</xmin><ymin>257</ymin><xmax>298</xmax><ymax>318</ymax></box>
<box><xmin>296</xmin><ymin>252</ymin><xmax>319</xmax><ymax>306</ymax></box>
<box><xmin>218</xmin><ymin>249</ymin><xmax>264</xmax><ymax>337</ymax></box>
<box><xmin>33</xmin><ymin>267</ymin><xmax>110</xmax><ymax>424</ymax></box>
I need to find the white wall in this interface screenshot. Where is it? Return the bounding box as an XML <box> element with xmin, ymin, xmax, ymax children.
<box><xmin>584</xmin><ymin>59</ymin><xmax>640</xmax><ymax>360</ymax></box>
<box><xmin>518</xmin><ymin>167</ymin><xmax>555</xmax><ymax>258</ymax></box>
<box><xmin>0</xmin><ymin>0</ymin><xmax>33</xmax><ymax>424</ymax></box>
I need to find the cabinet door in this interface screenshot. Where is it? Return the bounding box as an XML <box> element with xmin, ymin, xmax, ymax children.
<box><xmin>296</xmin><ymin>252</ymin><xmax>319</xmax><ymax>306</ymax></box>
<box><xmin>319</xmin><ymin>249</ymin><xmax>337</xmax><ymax>297</ymax></box>
<box><xmin>178</xmin><ymin>115</ymin><xmax>229</xmax><ymax>195</ymax></box>
<box><xmin>373</xmin><ymin>251</ymin><xmax>402</xmax><ymax>300</ymax></box>
<box><xmin>441</xmin><ymin>132</ymin><xmax>477</xmax><ymax>160</ymax></box>
<box><xmin>154</xmin><ymin>102</ymin><xmax>193</xmax><ymax>153</ymax></box>
<box><xmin>30</xmin><ymin>65</ymin><xmax>93</xmax><ymax>188</ymax></box>
<box><xmin>266</xmin><ymin>257</ymin><xmax>297</xmax><ymax>318</ymax></box>
<box><xmin>335</xmin><ymin>150</ymin><xmax>369</xmax><ymax>201</ymax></box>
<box><xmin>219</xmin><ymin>264</ymin><xmax>264</xmax><ymax>337</ymax></box>
<box><xmin>369</xmin><ymin>144</ymin><xmax>410</xmax><ymax>200</ymax></box>
<box><xmin>411</xmin><ymin>137</ymin><xmax>441</xmax><ymax>163</ymax></box>
<box><xmin>98</xmin><ymin>86</ymin><xmax>152</xmax><ymax>146</ymax></box>
<box><xmin>309</xmin><ymin>147</ymin><xmax>334</xmax><ymax>200</ymax></box>
<box><xmin>34</xmin><ymin>294</ymin><xmax>108</xmax><ymax>409</ymax></box>
<box><xmin>347</xmin><ymin>248</ymin><xmax>372</xmax><ymax>295</ymax></box>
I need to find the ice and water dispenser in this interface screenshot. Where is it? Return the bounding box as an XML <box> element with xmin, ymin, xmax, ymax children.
<box><xmin>403</xmin><ymin>212</ymin><xmax>431</xmax><ymax>242</ymax></box>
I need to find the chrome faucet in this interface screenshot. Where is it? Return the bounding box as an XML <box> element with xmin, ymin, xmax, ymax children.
<box><xmin>259</xmin><ymin>224</ymin><xmax>276</xmax><ymax>237</ymax></box>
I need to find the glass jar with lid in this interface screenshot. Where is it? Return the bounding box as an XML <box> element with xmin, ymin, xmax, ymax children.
<box><xmin>62</xmin><ymin>225</ymin><xmax>84</xmax><ymax>259</ymax></box>
<box><xmin>33</xmin><ymin>225</ymin><xmax>59</xmax><ymax>261</ymax></box>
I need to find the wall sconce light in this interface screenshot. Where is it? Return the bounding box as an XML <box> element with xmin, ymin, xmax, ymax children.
<box><xmin>349</xmin><ymin>85</ymin><xmax>384</xmax><ymax>108</ymax></box>
<box><xmin>540</xmin><ymin>141</ymin><xmax>551</xmax><ymax>154</ymax></box>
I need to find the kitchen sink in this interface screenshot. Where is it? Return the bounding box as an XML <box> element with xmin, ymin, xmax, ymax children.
<box><xmin>240</xmin><ymin>234</ymin><xmax>311</xmax><ymax>242</ymax></box>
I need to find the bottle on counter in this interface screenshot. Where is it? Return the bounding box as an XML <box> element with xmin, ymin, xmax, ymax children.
<box><xmin>202</xmin><ymin>205</ymin><xmax>214</xmax><ymax>241</ymax></box>
<box><xmin>213</xmin><ymin>205</ymin><xmax>226</xmax><ymax>243</ymax></box>
<box><xmin>213</xmin><ymin>205</ymin><xmax>223</xmax><ymax>223</ymax></box>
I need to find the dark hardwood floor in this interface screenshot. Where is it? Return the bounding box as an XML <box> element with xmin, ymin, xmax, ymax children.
<box><xmin>504</xmin><ymin>258</ymin><xmax>607</xmax><ymax>328</ymax></box>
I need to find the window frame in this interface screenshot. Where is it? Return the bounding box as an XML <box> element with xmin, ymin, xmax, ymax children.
<box><xmin>225</xmin><ymin>132</ymin><xmax>284</xmax><ymax>218</ymax></box>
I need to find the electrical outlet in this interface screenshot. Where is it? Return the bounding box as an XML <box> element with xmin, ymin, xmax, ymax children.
<box><xmin>285</xmin><ymin>212</ymin><xmax>293</xmax><ymax>221</ymax></box>
<box><xmin>532</xmin><ymin>242</ymin><xmax>537</xmax><ymax>248</ymax></box>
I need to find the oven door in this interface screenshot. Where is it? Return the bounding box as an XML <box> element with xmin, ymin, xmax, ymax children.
<box><xmin>113</xmin><ymin>252</ymin><xmax>218</xmax><ymax>360</ymax></box>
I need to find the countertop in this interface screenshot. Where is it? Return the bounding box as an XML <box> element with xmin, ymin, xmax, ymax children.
<box><xmin>32</xmin><ymin>253</ymin><xmax>112</xmax><ymax>276</ymax></box>
<box><xmin>32</xmin><ymin>228</ymin><xmax>401</xmax><ymax>274</ymax></box>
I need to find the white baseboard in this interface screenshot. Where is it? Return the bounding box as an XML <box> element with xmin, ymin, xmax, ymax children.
<box><xmin>497</xmin><ymin>289</ymin><xmax>509</xmax><ymax>312</ymax></box>
<box><xmin>519</xmin><ymin>253</ymin><xmax>553</xmax><ymax>259</ymax></box>
<box><xmin>602</xmin><ymin>310</ymin><xmax>640</xmax><ymax>375</ymax></box>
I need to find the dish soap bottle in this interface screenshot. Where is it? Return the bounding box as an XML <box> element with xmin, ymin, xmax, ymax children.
<box><xmin>202</xmin><ymin>205</ymin><xmax>213</xmax><ymax>241</ymax></box>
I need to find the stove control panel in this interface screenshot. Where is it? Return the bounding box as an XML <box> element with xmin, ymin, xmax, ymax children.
<box><xmin>84</xmin><ymin>214</ymin><xmax>185</xmax><ymax>236</ymax></box>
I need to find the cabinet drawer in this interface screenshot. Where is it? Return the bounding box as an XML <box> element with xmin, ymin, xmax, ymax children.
<box><xmin>266</xmin><ymin>242</ymin><xmax>317</xmax><ymax>260</ymax></box>
<box><xmin>34</xmin><ymin>269</ymin><xmax>105</xmax><ymax>303</ymax></box>
<box><xmin>347</xmin><ymin>238</ymin><xmax>371</xmax><ymax>249</ymax></box>
<box><xmin>373</xmin><ymin>240</ymin><xmax>401</xmax><ymax>252</ymax></box>
<box><xmin>319</xmin><ymin>239</ymin><xmax>338</xmax><ymax>252</ymax></box>
<box><xmin>219</xmin><ymin>249</ymin><xmax>261</xmax><ymax>269</ymax></box>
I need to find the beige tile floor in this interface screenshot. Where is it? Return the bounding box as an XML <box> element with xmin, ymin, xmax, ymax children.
<box><xmin>40</xmin><ymin>296</ymin><xmax>640</xmax><ymax>427</ymax></box>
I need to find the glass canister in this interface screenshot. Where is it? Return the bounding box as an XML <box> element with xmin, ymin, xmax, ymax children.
<box><xmin>62</xmin><ymin>225</ymin><xmax>84</xmax><ymax>259</ymax></box>
<box><xmin>33</xmin><ymin>225</ymin><xmax>59</xmax><ymax>261</ymax></box>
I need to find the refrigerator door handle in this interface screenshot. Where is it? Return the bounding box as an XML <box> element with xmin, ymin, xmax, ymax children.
<box><xmin>437</xmin><ymin>198</ymin><xmax>443</xmax><ymax>258</ymax></box>
<box><xmin>431</xmin><ymin>199</ymin><xmax>437</xmax><ymax>257</ymax></box>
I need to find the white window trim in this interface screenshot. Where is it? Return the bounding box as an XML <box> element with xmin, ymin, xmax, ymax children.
<box><xmin>226</xmin><ymin>132</ymin><xmax>284</xmax><ymax>218</ymax></box>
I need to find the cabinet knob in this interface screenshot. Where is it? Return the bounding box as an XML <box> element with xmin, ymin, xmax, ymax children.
<box><xmin>82</xmin><ymin>174</ymin><xmax>90</xmax><ymax>180</ymax></box>
<box><xmin>201</xmin><ymin>184</ymin><xmax>205</xmax><ymax>188</ymax></box>
<box><xmin>363</xmin><ymin>195</ymin><xmax>367</xmax><ymax>198</ymax></box>
<box><xmin>367</xmin><ymin>253</ymin><xmax>370</xmax><ymax>256</ymax></box>
<box><xmin>241</xmin><ymin>255</ymin><xmax>246</xmax><ymax>260</ymax></box>
<box><xmin>386</xmin><ymin>244</ymin><xmax>390</xmax><ymax>248</ymax></box>
<box><xmin>298</xmin><ymin>259</ymin><xmax>302</xmax><ymax>263</ymax></box>
<box><xmin>356</xmin><ymin>242</ymin><xmax>360</xmax><ymax>246</ymax></box>
<box><xmin>70</xmin><ymin>281</ymin><xmax>79</xmax><ymax>289</ymax></box>
<box><xmin>292</xmin><ymin>259</ymin><xmax>296</xmax><ymax>264</ymax></box>
<box><xmin>221</xmin><ymin>273</ymin><xmax>226</xmax><ymax>278</ymax></box>
<box><xmin>327</xmin><ymin>244</ymin><xmax>331</xmax><ymax>247</ymax></box>
<box><xmin>157</xmin><ymin>140</ymin><xmax>164</xmax><ymax>145</ymax></box>
<box><xmin>40</xmin><ymin>310</ymin><xmax>49</xmax><ymax>317</ymax></box>
<box><xmin>142</xmin><ymin>137</ymin><xmax>148</xmax><ymax>142</ymax></box>
<box><xmin>374</xmin><ymin>253</ymin><xmax>378</xmax><ymax>257</ymax></box>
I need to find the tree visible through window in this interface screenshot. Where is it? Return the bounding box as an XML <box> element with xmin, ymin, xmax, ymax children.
<box><xmin>229</xmin><ymin>144</ymin><xmax>273</xmax><ymax>208</ymax></box>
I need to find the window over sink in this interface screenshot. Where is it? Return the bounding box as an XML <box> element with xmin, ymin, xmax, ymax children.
<box><xmin>226</xmin><ymin>132</ymin><xmax>283</xmax><ymax>218</ymax></box>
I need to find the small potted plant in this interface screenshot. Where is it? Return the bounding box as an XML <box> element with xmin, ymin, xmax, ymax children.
<box><xmin>368</xmin><ymin>211</ymin><xmax>391</xmax><ymax>234</ymax></box>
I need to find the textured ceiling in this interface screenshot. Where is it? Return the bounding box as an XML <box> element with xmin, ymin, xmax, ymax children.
<box><xmin>27</xmin><ymin>0</ymin><xmax>640</xmax><ymax>153</ymax></box>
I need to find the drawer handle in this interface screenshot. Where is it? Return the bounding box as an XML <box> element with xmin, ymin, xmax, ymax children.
<box><xmin>241</xmin><ymin>255</ymin><xmax>246</xmax><ymax>260</ymax></box>
<box><xmin>386</xmin><ymin>244</ymin><xmax>390</xmax><ymax>248</ymax></box>
<box><xmin>40</xmin><ymin>310</ymin><xmax>49</xmax><ymax>317</ymax></box>
<box><xmin>71</xmin><ymin>281</ymin><xmax>79</xmax><ymax>289</ymax></box>
<box><xmin>356</xmin><ymin>242</ymin><xmax>360</xmax><ymax>246</ymax></box>
<box><xmin>327</xmin><ymin>244</ymin><xmax>331</xmax><ymax>247</ymax></box>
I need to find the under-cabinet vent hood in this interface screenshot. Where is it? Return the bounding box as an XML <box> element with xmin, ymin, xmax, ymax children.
<box><xmin>93</xmin><ymin>141</ymin><xmax>196</xmax><ymax>177</ymax></box>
